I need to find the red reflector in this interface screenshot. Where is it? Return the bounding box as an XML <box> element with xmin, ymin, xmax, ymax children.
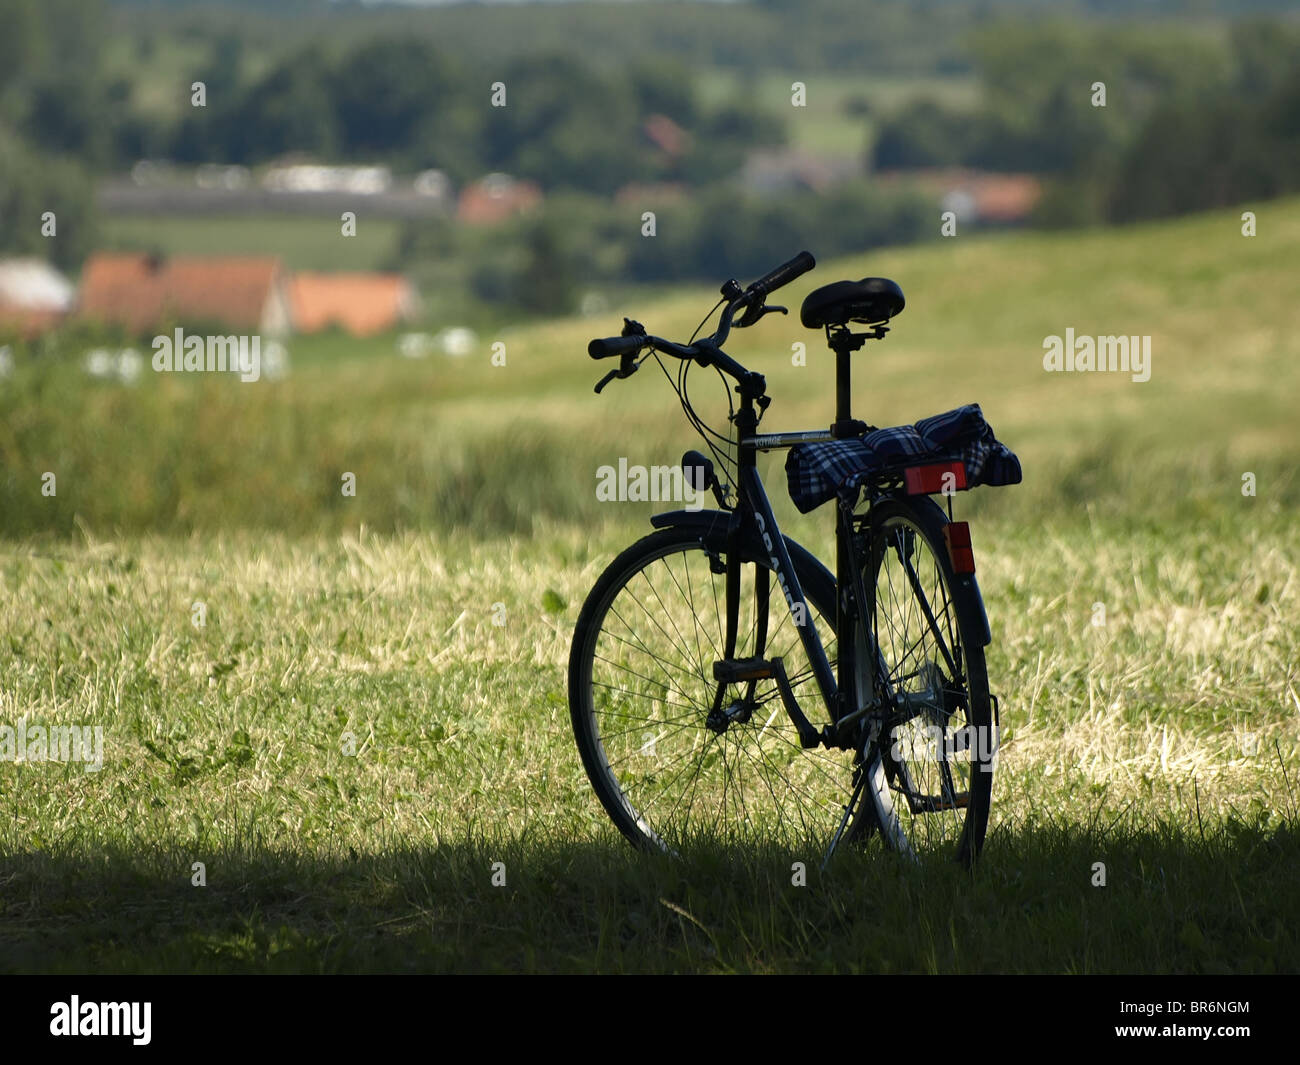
<box><xmin>944</xmin><ymin>521</ymin><xmax>976</xmax><ymax>573</ymax></box>
<box><xmin>903</xmin><ymin>462</ymin><xmax>967</xmax><ymax>496</ymax></box>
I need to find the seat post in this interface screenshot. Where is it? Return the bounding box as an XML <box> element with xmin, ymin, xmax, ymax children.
<box><xmin>827</xmin><ymin>327</ymin><xmax>869</xmax><ymax>439</ymax></box>
<box><xmin>836</xmin><ymin>348</ymin><xmax>852</xmax><ymax>425</ymax></box>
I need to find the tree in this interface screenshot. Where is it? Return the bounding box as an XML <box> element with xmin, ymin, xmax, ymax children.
<box><xmin>0</xmin><ymin>131</ymin><xmax>96</xmax><ymax>270</ymax></box>
<box><xmin>516</xmin><ymin>217</ymin><xmax>576</xmax><ymax>316</ymax></box>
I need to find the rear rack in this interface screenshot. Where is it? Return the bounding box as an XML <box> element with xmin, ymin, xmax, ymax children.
<box><xmin>850</xmin><ymin>458</ymin><xmax>970</xmax><ymax>504</ymax></box>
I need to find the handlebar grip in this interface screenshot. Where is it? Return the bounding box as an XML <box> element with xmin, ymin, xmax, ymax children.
<box><xmin>588</xmin><ymin>335</ymin><xmax>645</xmax><ymax>359</ymax></box>
<box><xmin>749</xmin><ymin>251</ymin><xmax>816</xmax><ymax>298</ymax></box>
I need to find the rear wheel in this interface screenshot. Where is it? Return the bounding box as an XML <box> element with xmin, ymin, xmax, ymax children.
<box><xmin>569</xmin><ymin>525</ymin><xmax>859</xmax><ymax>853</ymax></box>
<box><xmin>859</xmin><ymin>498</ymin><xmax>995</xmax><ymax>864</ymax></box>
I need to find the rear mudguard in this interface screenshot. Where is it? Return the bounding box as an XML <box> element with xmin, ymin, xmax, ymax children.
<box><xmin>956</xmin><ymin>573</ymin><xmax>993</xmax><ymax>647</ymax></box>
<box><xmin>897</xmin><ymin>497</ymin><xmax>993</xmax><ymax>648</ymax></box>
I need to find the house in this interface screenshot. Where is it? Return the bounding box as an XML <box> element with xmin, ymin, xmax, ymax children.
<box><xmin>78</xmin><ymin>253</ymin><xmax>291</xmax><ymax>335</ymax></box>
<box><xmin>958</xmin><ymin>173</ymin><xmax>1042</xmax><ymax>224</ymax></box>
<box><xmin>288</xmin><ymin>272</ymin><xmax>420</xmax><ymax>336</ymax></box>
<box><xmin>456</xmin><ymin>173</ymin><xmax>542</xmax><ymax>225</ymax></box>
<box><xmin>935</xmin><ymin>172</ymin><xmax>1042</xmax><ymax>224</ymax></box>
<box><xmin>875</xmin><ymin>169</ymin><xmax>1043</xmax><ymax>225</ymax></box>
<box><xmin>0</xmin><ymin>258</ymin><xmax>75</xmax><ymax>336</ymax></box>
<box><xmin>741</xmin><ymin>148</ymin><xmax>863</xmax><ymax>195</ymax></box>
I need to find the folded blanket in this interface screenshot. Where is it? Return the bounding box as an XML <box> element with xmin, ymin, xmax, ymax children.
<box><xmin>784</xmin><ymin>403</ymin><xmax>1022</xmax><ymax>513</ymax></box>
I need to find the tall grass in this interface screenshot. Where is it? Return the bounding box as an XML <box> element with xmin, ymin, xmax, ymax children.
<box><xmin>4</xmin><ymin>197</ymin><xmax>1298</xmax><ymax>539</ymax></box>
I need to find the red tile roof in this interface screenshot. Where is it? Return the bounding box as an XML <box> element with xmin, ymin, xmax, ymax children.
<box><xmin>78</xmin><ymin>253</ymin><xmax>283</xmax><ymax>332</ymax></box>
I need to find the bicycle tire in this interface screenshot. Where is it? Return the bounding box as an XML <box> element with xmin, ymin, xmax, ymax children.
<box><xmin>569</xmin><ymin>524</ymin><xmax>863</xmax><ymax>853</ymax></box>
<box><xmin>857</xmin><ymin>496</ymin><xmax>995</xmax><ymax>865</ymax></box>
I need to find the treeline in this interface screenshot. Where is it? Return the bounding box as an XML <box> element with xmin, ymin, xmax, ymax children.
<box><xmin>116</xmin><ymin>0</ymin><xmax>981</xmax><ymax>81</ymax></box>
<box><xmin>4</xmin><ymin>0</ymin><xmax>1300</xmax><ymax>300</ymax></box>
<box><xmin>7</xmin><ymin>14</ymin><xmax>786</xmax><ymax>194</ymax></box>
<box><xmin>871</xmin><ymin>19</ymin><xmax>1300</xmax><ymax>224</ymax></box>
<box><xmin>169</xmin><ymin>42</ymin><xmax>784</xmax><ymax>193</ymax></box>
<box><xmin>111</xmin><ymin>1</ymin><xmax>1300</xmax><ymax>82</ymax></box>
<box><xmin>2</xmin><ymin>1</ymin><xmax>788</xmax><ymax>205</ymax></box>
<box><xmin>399</xmin><ymin>182</ymin><xmax>935</xmax><ymax>317</ymax></box>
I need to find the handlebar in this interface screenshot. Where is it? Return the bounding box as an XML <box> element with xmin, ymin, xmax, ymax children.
<box><xmin>748</xmin><ymin>250</ymin><xmax>815</xmax><ymax>300</ymax></box>
<box><xmin>587</xmin><ymin>251</ymin><xmax>815</xmax><ymax>393</ymax></box>
<box><xmin>587</xmin><ymin>335</ymin><xmax>644</xmax><ymax>359</ymax></box>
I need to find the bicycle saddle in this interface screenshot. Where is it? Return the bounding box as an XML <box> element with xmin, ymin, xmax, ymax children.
<box><xmin>800</xmin><ymin>277</ymin><xmax>905</xmax><ymax>329</ymax></box>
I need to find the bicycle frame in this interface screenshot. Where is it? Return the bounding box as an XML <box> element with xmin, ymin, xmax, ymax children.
<box><xmin>597</xmin><ymin>277</ymin><xmax>948</xmax><ymax>751</ymax></box>
<box><xmin>718</xmin><ymin>390</ymin><xmax>885</xmax><ymax>748</ymax></box>
<box><xmin>642</xmin><ymin>332</ymin><xmax>906</xmax><ymax>751</ymax></box>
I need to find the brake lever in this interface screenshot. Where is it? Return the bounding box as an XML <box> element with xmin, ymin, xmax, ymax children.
<box><xmin>735</xmin><ymin>303</ymin><xmax>789</xmax><ymax>328</ymax></box>
<box><xmin>594</xmin><ymin>350</ymin><xmax>642</xmax><ymax>394</ymax></box>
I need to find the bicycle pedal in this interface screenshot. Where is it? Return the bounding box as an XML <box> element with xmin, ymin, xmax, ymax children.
<box><xmin>712</xmin><ymin>656</ymin><xmax>776</xmax><ymax>683</ymax></box>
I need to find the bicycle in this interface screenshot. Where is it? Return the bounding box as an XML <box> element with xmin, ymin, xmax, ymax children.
<box><xmin>568</xmin><ymin>252</ymin><xmax>1012</xmax><ymax>866</ymax></box>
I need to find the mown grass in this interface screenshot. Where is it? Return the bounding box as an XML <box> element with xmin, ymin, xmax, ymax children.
<box><xmin>0</xmin><ymin>510</ymin><xmax>1295</xmax><ymax>972</ymax></box>
<box><xmin>1</xmin><ymin>200</ymin><xmax>1297</xmax><ymax>971</ymax></box>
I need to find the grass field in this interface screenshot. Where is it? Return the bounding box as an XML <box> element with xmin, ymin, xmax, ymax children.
<box><xmin>1</xmin><ymin>199</ymin><xmax>1298</xmax><ymax>972</ymax></box>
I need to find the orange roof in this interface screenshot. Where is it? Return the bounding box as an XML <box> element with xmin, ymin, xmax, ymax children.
<box><xmin>967</xmin><ymin>174</ymin><xmax>1042</xmax><ymax>223</ymax></box>
<box><xmin>288</xmin><ymin>272</ymin><xmax>417</xmax><ymax>336</ymax></box>
<box><xmin>78</xmin><ymin>253</ymin><xmax>283</xmax><ymax>332</ymax></box>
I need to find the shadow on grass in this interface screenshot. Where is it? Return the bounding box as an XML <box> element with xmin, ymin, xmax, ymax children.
<box><xmin>2</xmin><ymin>812</ymin><xmax>1296</xmax><ymax>974</ymax></box>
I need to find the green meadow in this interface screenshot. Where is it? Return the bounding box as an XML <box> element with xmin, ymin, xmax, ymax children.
<box><xmin>1</xmin><ymin>199</ymin><xmax>1297</xmax><ymax>972</ymax></box>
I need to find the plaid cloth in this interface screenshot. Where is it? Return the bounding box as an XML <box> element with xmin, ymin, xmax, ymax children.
<box><xmin>784</xmin><ymin>403</ymin><xmax>1021</xmax><ymax>513</ymax></box>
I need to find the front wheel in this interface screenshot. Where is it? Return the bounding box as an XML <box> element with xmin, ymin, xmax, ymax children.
<box><xmin>569</xmin><ymin>525</ymin><xmax>860</xmax><ymax>853</ymax></box>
